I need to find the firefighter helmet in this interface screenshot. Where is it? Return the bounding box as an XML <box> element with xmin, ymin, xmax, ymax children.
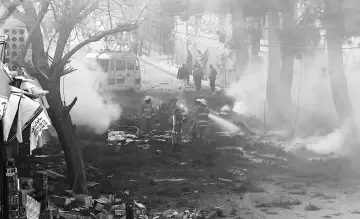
<box><xmin>199</xmin><ymin>99</ymin><xmax>207</xmax><ymax>106</ymax></box>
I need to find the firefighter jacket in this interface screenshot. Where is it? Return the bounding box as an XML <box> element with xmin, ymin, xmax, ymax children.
<box><xmin>141</xmin><ymin>103</ymin><xmax>153</xmax><ymax>118</ymax></box>
<box><xmin>168</xmin><ymin>114</ymin><xmax>184</xmax><ymax>133</ymax></box>
<box><xmin>195</xmin><ymin>106</ymin><xmax>209</xmax><ymax>127</ymax></box>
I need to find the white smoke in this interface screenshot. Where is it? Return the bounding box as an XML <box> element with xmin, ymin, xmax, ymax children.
<box><xmin>60</xmin><ymin>52</ymin><xmax>122</xmax><ymax>134</ymax></box>
<box><xmin>226</xmin><ymin>48</ymin><xmax>360</xmax><ymax>156</ymax></box>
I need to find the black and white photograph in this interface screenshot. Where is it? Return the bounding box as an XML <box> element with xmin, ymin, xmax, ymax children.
<box><xmin>0</xmin><ymin>0</ymin><xmax>359</xmax><ymax>218</ymax></box>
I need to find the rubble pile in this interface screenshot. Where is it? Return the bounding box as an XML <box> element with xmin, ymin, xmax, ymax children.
<box><xmin>16</xmin><ymin>170</ymin><xmax>149</xmax><ymax>219</ymax></box>
<box><xmin>153</xmin><ymin>207</ymin><xmax>221</xmax><ymax>219</ymax></box>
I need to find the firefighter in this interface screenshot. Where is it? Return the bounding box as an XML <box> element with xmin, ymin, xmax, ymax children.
<box><xmin>191</xmin><ymin>98</ymin><xmax>210</xmax><ymax>143</ymax></box>
<box><xmin>140</xmin><ymin>96</ymin><xmax>154</xmax><ymax>135</ymax></box>
<box><xmin>159</xmin><ymin>98</ymin><xmax>178</xmax><ymax>131</ymax></box>
<box><xmin>168</xmin><ymin>108</ymin><xmax>186</xmax><ymax>149</ymax></box>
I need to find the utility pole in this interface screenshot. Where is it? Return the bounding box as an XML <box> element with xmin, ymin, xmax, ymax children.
<box><xmin>185</xmin><ymin>20</ymin><xmax>189</xmax><ymax>53</ymax></box>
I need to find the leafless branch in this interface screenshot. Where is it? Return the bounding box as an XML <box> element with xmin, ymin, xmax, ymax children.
<box><xmin>107</xmin><ymin>0</ymin><xmax>113</xmax><ymax>29</ymax></box>
<box><xmin>34</xmin><ymin>65</ymin><xmax>50</xmax><ymax>80</ymax></box>
<box><xmin>17</xmin><ymin>0</ymin><xmax>50</xmax><ymax>65</ymax></box>
<box><xmin>61</xmin><ymin>66</ymin><xmax>77</xmax><ymax>76</ymax></box>
<box><xmin>58</xmin><ymin>22</ymin><xmax>139</xmax><ymax>70</ymax></box>
<box><xmin>66</xmin><ymin>97</ymin><xmax>78</xmax><ymax>112</ymax></box>
<box><xmin>45</xmin><ymin>30</ymin><xmax>59</xmax><ymax>57</ymax></box>
<box><xmin>11</xmin><ymin>8</ymin><xmax>34</xmax><ymax>26</ymax></box>
<box><xmin>77</xmin><ymin>0</ymin><xmax>100</xmax><ymax>22</ymax></box>
<box><xmin>49</xmin><ymin>1</ymin><xmax>60</xmax><ymax>23</ymax></box>
<box><xmin>0</xmin><ymin>0</ymin><xmax>24</xmax><ymax>22</ymax></box>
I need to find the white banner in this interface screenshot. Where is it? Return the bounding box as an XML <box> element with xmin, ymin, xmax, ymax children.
<box><xmin>31</xmin><ymin>111</ymin><xmax>51</xmax><ymax>137</ymax></box>
<box><xmin>0</xmin><ymin>96</ymin><xmax>7</xmax><ymax>118</ymax></box>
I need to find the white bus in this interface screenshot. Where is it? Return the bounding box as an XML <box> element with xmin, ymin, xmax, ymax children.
<box><xmin>84</xmin><ymin>52</ymin><xmax>141</xmax><ymax>90</ymax></box>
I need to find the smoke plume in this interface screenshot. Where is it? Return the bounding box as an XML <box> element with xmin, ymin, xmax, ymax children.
<box><xmin>60</xmin><ymin>52</ymin><xmax>122</xmax><ymax>134</ymax></box>
<box><xmin>226</xmin><ymin>48</ymin><xmax>360</xmax><ymax>156</ymax></box>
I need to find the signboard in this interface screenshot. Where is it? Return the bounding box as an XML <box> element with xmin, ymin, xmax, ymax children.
<box><xmin>30</xmin><ymin>112</ymin><xmax>51</xmax><ymax>137</ymax></box>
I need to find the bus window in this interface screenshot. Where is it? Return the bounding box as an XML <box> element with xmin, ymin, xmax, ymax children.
<box><xmin>135</xmin><ymin>59</ymin><xmax>140</xmax><ymax>70</ymax></box>
<box><xmin>127</xmin><ymin>60</ymin><xmax>134</xmax><ymax>70</ymax></box>
<box><xmin>115</xmin><ymin>60</ymin><xmax>126</xmax><ymax>70</ymax></box>
<box><xmin>109</xmin><ymin>59</ymin><xmax>114</xmax><ymax>71</ymax></box>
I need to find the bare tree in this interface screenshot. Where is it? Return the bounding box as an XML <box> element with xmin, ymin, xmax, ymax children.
<box><xmin>1</xmin><ymin>0</ymin><xmax>150</xmax><ymax>193</ymax></box>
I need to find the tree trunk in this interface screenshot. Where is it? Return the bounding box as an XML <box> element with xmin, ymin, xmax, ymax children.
<box><xmin>46</xmin><ymin>78</ymin><xmax>87</xmax><ymax>193</ymax></box>
<box><xmin>326</xmin><ymin>29</ymin><xmax>353</xmax><ymax>124</ymax></box>
<box><xmin>280</xmin><ymin>7</ymin><xmax>296</xmax><ymax>118</ymax></box>
<box><xmin>231</xmin><ymin>9</ymin><xmax>249</xmax><ymax>76</ymax></box>
<box><xmin>266</xmin><ymin>12</ymin><xmax>281</xmax><ymax>123</ymax></box>
<box><xmin>280</xmin><ymin>55</ymin><xmax>294</xmax><ymax>112</ymax></box>
<box><xmin>251</xmin><ymin>31</ymin><xmax>261</xmax><ymax>60</ymax></box>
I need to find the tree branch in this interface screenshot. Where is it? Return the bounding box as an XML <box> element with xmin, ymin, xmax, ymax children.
<box><xmin>17</xmin><ymin>0</ymin><xmax>50</xmax><ymax>65</ymax></box>
<box><xmin>11</xmin><ymin>8</ymin><xmax>34</xmax><ymax>26</ymax></box>
<box><xmin>58</xmin><ymin>23</ymin><xmax>139</xmax><ymax>69</ymax></box>
<box><xmin>61</xmin><ymin>66</ymin><xmax>77</xmax><ymax>76</ymax></box>
<box><xmin>76</xmin><ymin>0</ymin><xmax>100</xmax><ymax>22</ymax></box>
<box><xmin>34</xmin><ymin>65</ymin><xmax>50</xmax><ymax>80</ymax></box>
<box><xmin>0</xmin><ymin>0</ymin><xmax>24</xmax><ymax>23</ymax></box>
<box><xmin>66</xmin><ymin>97</ymin><xmax>77</xmax><ymax>112</ymax></box>
<box><xmin>45</xmin><ymin>30</ymin><xmax>59</xmax><ymax>57</ymax></box>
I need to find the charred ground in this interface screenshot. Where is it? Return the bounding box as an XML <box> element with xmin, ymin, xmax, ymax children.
<box><xmin>17</xmin><ymin>89</ymin><xmax>360</xmax><ymax>218</ymax></box>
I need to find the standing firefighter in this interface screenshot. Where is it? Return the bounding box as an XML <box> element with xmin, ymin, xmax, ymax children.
<box><xmin>168</xmin><ymin>108</ymin><xmax>186</xmax><ymax>148</ymax></box>
<box><xmin>140</xmin><ymin>96</ymin><xmax>154</xmax><ymax>135</ymax></box>
<box><xmin>159</xmin><ymin>98</ymin><xmax>178</xmax><ymax>131</ymax></box>
<box><xmin>192</xmin><ymin>98</ymin><xmax>210</xmax><ymax>143</ymax></box>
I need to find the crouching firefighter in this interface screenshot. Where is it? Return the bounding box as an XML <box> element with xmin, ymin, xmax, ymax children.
<box><xmin>168</xmin><ymin>108</ymin><xmax>186</xmax><ymax>148</ymax></box>
<box><xmin>192</xmin><ymin>98</ymin><xmax>210</xmax><ymax>143</ymax></box>
<box><xmin>140</xmin><ymin>96</ymin><xmax>154</xmax><ymax>135</ymax></box>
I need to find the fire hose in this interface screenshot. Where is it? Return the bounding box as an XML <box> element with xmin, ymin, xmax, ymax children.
<box><xmin>111</xmin><ymin>122</ymin><xmax>140</xmax><ymax>136</ymax></box>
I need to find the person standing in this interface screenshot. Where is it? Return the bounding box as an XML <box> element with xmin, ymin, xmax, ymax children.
<box><xmin>168</xmin><ymin>108</ymin><xmax>186</xmax><ymax>149</ymax></box>
<box><xmin>159</xmin><ymin>98</ymin><xmax>178</xmax><ymax>131</ymax></box>
<box><xmin>140</xmin><ymin>96</ymin><xmax>154</xmax><ymax>135</ymax></box>
<box><xmin>193</xmin><ymin>62</ymin><xmax>203</xmax><ymax>92</ymax></box>
<box><xmin>209</xmin><ymin>64</ymin><xmax>217</xmax><ymax>94</ymax></box>
<box><xmin>186</xmin><ymin>50</ymin><xmax>193</xmax><ymax>85</ymax></box>
<box><xmin>177</xmin><ymin>64</ymin><xmax>189</xmax><ymax>90</ymax></box>
<box><xmin>191</xmin><ymin>98</ymin><xmax>210</xmax><ymax>144</ymax></box>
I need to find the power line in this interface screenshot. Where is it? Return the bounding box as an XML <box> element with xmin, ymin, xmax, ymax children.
<box><xmin>173</xmin><ymin>30</ymin><xmax>360</xmax><ymax>50</ymax></box>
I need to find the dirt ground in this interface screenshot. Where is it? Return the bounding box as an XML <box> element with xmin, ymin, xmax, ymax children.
<box><xmin>21</xmin><ymin>87</ymin><xmax>360</xmax><ymax>219</ymax></box>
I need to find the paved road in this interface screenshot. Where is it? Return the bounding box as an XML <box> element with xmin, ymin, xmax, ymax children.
<box><xmin>140</xmin><ymin>60</ymin><xmax>180</xmax><ymax>91</ymax></box>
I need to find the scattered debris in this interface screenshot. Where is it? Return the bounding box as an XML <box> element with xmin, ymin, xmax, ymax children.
<box><xmin>304</xmin><ymin>203</ymin><xmax>321</xmax><ymax>211</ymax></box>
<box><xmin>218</xmin><ymin>178</ymin><xmax>232</xmax><ymax>183</ymax></box>
<box><xmin>139</xmin><ymin>144</ymin><xmax>151</xmax><ymax>149</ymax></box>
<box><xmin>43</xmin><ymin>169</ymin><xmax>66</xmax><ymax>179</ymax></box>
<box><xmin>154</xmin><ymin>178</ymin><xmax>186</xmax><ymax>182</ymax></box>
